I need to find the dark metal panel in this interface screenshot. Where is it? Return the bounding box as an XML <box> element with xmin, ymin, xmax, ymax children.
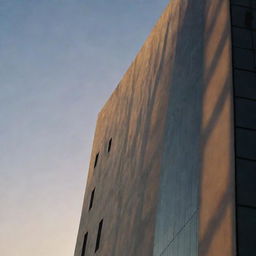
<box><xmin>235</xmin><ymin>98</ymin><xmax>256</xmax><ymax>129</ymax></box>
<box><xmin>231</xmin><ymin>1</ymin><xmax>256</xmax><ymax>255</ymax></box>
<box><xmin>232</xmin><ymin>27</ymin><xmax>253</xmax><ymax>49</ymax></box>
<box><xmin>231</xmin><ymin>0</ymin><xmax>256</xmax><ymax>8</ymax></box>
<box><xmin>230</xmin><ymin>0</ymin><xmax>251</xmax><ymax>7</ymax></box>
<box><xmin>237</xmin><ymin>207</ymin><xmax>256</xmax><ymax>256</ymax></box>
<box><xmin>234</xmin><ymin>69</ymin><xmax>256</xmax><ymax>100</ymax></box>
<box><xmin>231</xmin><ymin>6</ymin><xmax>256</xmax><ymax>29</ymax></box>
<box><xmin>254</xmin><ymin>32</ymin><xmax>256</xmax><ymax>48</ymax></box>
<box><xmin>236</xmin><ymin>128</ymin><xmax>256</xmax><ymax>160</ymax></box>
<box><xmin>233</xmin><ymin>47</ymin><xmax>255</xmax><ymax>71</ymax></box>
<box><xmin>236</xmin><ymin>159</ymin><xmax>256</xmax><ymax>207</ymax></box>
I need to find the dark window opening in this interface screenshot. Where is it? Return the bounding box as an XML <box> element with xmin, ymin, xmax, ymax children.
<box><xmin>89</xmin><ymin>188</ymin><xmax>95</xmax><ymax>210</ymax></box>
<box><xmin>95</xmin><ymin>219</ymin><xmax>103</xmax><ymax>252</ymax></box>
<box><xmin>81</xmin><ymin>232</ymin><xmax>88</xmax><ymax>256</ymax></box>
<box><xmin>107</xmin><ymin>138</ymin><xmax>112</xmax><ymax>153</ymax></box>
<box><xmin>94</xmin><ymin>153</ymin><xmax>99</xmax><ymax>168</ymax></box>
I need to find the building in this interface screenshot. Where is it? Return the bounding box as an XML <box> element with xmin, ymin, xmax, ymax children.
<box><xmin>74</xmin><ymin>0</ymin><xmax>256</xmax><ymax>255</ymax></box>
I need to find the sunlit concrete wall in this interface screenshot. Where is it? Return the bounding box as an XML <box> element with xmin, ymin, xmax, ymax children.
<box><xmin>74</xmin><ymin>1</ymin><xmax>178</xmax><ymax>254</ymax></box>
<box><xmin>153</xmin><ymin>0</ymin><xmax>235</xmax><ymax>256</ymax></box>
<box><xmin>74</xmin><ymin>0</ymin><xmax>236</xmax><ymax>255</ymax></box>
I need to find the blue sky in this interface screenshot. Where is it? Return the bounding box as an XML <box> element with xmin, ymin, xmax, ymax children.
<box><xmin>0</xmin><ymin>1</ymin><xmax>169</xmax><ymax>255</ymax></box>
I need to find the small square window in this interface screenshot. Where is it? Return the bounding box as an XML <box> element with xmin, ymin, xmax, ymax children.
<box><xmin>107</xmin><ymin>138</ymin><xmax>112</xmax><ymax>153</ymax></box>
<box><xmin>94</xmin><ymin>153</ymin><xmax>99</xmax><ymax>168</ymax></box>
<box><xmin>81</xmin><ymin>232</ymin><xmax>88</xmax><ymax>256</ymax></box>
<box><xmin>89</xmin><ymin>188</ymin><xmax>95</xmax><ymax>211</ymax></box>
<box><xmin>95</xmin><ymin>219</ymin><xmax>103</xmax><ymax>252</ymax></box>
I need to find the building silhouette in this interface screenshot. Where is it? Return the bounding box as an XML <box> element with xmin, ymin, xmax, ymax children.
<box><xmin>74</xmin><ymin>0</ymin><xmax>256</xmax><ymax>255</ymax></box>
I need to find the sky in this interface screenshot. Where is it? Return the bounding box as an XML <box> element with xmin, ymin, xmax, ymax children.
<box><xmin>0</xmin><ymin>0</ymin><xmax>170</xmax><ymax>255</ymax></box>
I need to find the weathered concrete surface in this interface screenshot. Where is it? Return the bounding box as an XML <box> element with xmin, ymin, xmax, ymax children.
<box><xmin>74</xmin><ymin>0</ymin><xmax>235</xmax><ymax>255</ymax></box>
<box><xmin>153</xmin><ymin>0</ymin><xmax>235</xmax><ymax>256</ymax></box>
<box><xmin>74</xmin><ymin>2</ymin><xmax>175</xmax><ymax>255</ymax></box>
<box><xmin>198</xmin><ymin>0</ymin><xmax>236</xmax><ymax>255</ymax></box>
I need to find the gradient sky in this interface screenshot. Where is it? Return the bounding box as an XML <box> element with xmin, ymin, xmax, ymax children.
<box><xmin>0</xmin><ymin>1</ymin><xmax>170</xmax><ymax>255</ymax></box>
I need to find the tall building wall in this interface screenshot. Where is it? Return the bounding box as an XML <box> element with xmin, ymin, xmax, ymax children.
<box><xmin>74</xmin><ymin>0</ymin><xmax>236</xmax><ymax>255</ymax></box>
<box><xmin>230</xmin><ymin>1</ymin><xmax>256</xmax><ymax>255</ymax></box>
<box><xmin>74</xmin><ymin>1</ymin><xmax>178</xmax><ymax>255</ymax></box>
<box><xmin>154</xmin><ymin>0</ymin><xmax>235</xmax><ymax>255</ymax></box>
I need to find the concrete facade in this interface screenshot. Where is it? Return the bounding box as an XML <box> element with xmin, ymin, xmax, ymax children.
<box><xmin>74</xmin><ymin>0</ymin><xmax>239</xmax><ymax>255</ymax></box>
